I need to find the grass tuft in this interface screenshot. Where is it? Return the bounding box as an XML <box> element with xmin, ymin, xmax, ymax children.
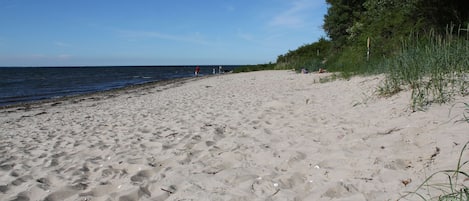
<box><xmin>318</xmin><ymin>73</ymin><xmax>341</xmax><ymax>83</ymax></box>
<box><xmin>464</xmin><ymin>103</ymin><xmax>469</xmax><ymax>123</ymax></box>
<box><xmin>400</xmin><ymin>141</ymin><xmax>469</xmax><ymax>201</ymax></box>
<box><xmin>376</xmin><ymin>31</ymin><xmax>469</xmax><ymax>111</ymax></box>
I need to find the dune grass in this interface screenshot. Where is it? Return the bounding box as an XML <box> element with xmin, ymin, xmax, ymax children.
<box><xmin>464</xmin><ymin>103</ymin><xmax>469</xmax><ymax>123</ymax></box>
<box><xmin>318</xmin><ymin>26</ymin><xmax>469</xmax><ymax>111</ymax></box>
<box><xmin>400</xmin><ymin>141</ymin><xmax>469</xmax><ymax>201</ymax></box>
<box><xmin>399</xmin><ymin>104</ymin><xmax>469</xmax><ymax>200</ymax></box>
<box><xmin>376</xmin><ymin>30</ymin><xmax>469</xmax><ymax>111</ymax></box>
<box><xmin>326</xmin><ymin>30</ymin><xmax>469</xmax><ymax>200</ymax></box>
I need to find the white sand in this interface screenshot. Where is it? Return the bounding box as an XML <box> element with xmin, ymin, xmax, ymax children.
<box><xmin>1</xmin><ymin>70</ymin><xmax>468</xmax><ymax>201</ymax></box>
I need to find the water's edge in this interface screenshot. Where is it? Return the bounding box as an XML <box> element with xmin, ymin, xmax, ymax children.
<box><xmin>0</xmin><ymin>75</ymin><xmax>205</xmax><ymax>110</ymax></box>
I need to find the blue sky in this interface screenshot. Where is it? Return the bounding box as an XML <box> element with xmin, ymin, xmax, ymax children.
<box><xmin>0</xmin><ymin>0</ymin><xmax>328</xmax><ymax>66</ymax></box>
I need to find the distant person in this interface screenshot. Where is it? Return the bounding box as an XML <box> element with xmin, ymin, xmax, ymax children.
<box><xmin>219</xmin><ymin>66</ymin><xmax>223</xmax><ymax>74</ymax></box>
<box><xmin>195</xmin><ymin>66</ymin><xmax>200</xmax><ymax>76</ymax></box>
<box><xmin>213</xmin><ymin>68</ymin><xmax>216</xmax><ymax>74</ymax></box>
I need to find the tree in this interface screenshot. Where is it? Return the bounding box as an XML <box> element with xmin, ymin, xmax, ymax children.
<box><xmin>415</xmin><ymin>0</ymin><xmax>469</xmax><ymax>32</ymax></box>
<box><xmin>360</xmin><ymin>0</ymin><xmax>419</xmax><ymax>56</ymax></box>
<box><xmin>276</xmin><ymin>38</ymin><xmax>331</xmax><ymax>71</ymax></box>
<box><xmin>278</xmin><ymin>0</ymin><xmax>469</xmax><ymax>74</ymax></box>
<box><xmin>323</xmin><ymin>0</ymin><xmax>366</xmax><ymax>50</ymax></box>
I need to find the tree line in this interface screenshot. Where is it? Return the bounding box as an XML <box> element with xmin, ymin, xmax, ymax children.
<box><xmin>276</xmin><ymin>0</ymin><xmax>469</xmax><ymax>73</ymax></box>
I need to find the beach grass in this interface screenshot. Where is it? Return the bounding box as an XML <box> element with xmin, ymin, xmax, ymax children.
<box><xmin>315</xmin><ymin>26</ymin><xmax>469</xmax><ymax>111</ymax></box>
<box><xmin>399</xmin><ymin>105</ymin><xmax>469</xmax><ymax>201</ymax></box>
<box><xmin>322</xmin><ymin>30</ymin><xmax>469</xmax><ymax>200</ymax></box>
<box><xmin>464</xmin><ymin>103</ymin><xmax>469</xmax><ymax>123</ymax></box>
<box><xmin>373</xmin><ymin>30</ymin><xmax>469</xmax><ymax>111</ymax></box>
<box><xmin>400</xmin><ymin>141</ymin><xmax>469</xmax><ymax>201</ymax></box>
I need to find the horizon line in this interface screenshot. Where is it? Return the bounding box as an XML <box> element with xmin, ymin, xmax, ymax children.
<box><xmin>0</xmin><ymin>64</ymin><xmax>253</xmax><ymax>68</ymax></box>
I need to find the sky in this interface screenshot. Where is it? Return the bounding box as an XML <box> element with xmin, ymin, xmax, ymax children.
<box><xmin>0</xmin><ymin>0</ymin><xmax>328</xmax><ymax>66</ymax></box>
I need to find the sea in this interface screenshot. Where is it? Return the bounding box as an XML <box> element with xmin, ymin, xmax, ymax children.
<box><xmin>0</xmin><ymin>66</ymin><xmax>237</xmax><ymax>107</ymax></box>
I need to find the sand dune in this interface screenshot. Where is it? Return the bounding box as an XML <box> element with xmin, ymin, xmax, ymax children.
<box><xmin>1</xmin><ymin>70</ymin><xmax>468</xmax><ymax>201</ymax></box>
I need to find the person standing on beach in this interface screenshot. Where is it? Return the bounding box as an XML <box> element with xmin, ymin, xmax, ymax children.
<box><xmin>195</xmin><ymin>66</ymin><xmax>201</xmax><ymax>76</ymax></box>
<box><xmin>218</xmin><ymin>66</ymin><xmax>223</xmax><ymax>74</ymax></box>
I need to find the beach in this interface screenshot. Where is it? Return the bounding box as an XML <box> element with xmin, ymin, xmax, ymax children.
<box><xmin>1</xmin><ymin>70</ymin><xmax>468</xmax><ymax>201</ymax></box>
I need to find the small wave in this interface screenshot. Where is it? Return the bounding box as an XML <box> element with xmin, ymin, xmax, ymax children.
<box><xmin>132</xmin><ymin>76</ymin><xmax>152</xmax><ymax>79</ymax></box>
<box><xmin>0</xmin><ymin>66</ymin><xmax>238</xmax><ymax>107</ymax></box>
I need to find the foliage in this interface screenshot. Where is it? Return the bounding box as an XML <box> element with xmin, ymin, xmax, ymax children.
<box><xmin>277</xmin><ymin>38</ymin><xmax>330</xmax><ymax>63</ymax></box>
<box><xmin>415</xmin><ymin>0</ymin><xmax>469</xmax><ymax>32</ymax></box>
<box><xmin>275</xmin><ymin>38</ymin><xmax>331</xmax><ymax>72</ymax></box>
<box><xmin>360</xmin><ymin>0</ymin><xmax>420</xmax><ymax>57</ymax></box>
<box><xmin>376</xmin><ymin>31</ymin><xmax>469</xmax><ymax>111</ymax></box>
<box><xmin>269</xmin><ymin>0</ymin><xmax>469</xmax><ymax>110</ymax></box>
<box><xmin>269</xmin><ymin>1</ymin><xmax>469</xmax><ymax>200</ymax></box>
<box><xmin>319</xmin><ymin>0</ymin><xmax>469</xmax><ymax>110</ymax></box>
<box><xmin>233</xmin><ymin>63</ymin><xmax>276</xmax><ymax>73</ymax></box>
<box><xmin>323</xmin><ymin>0</ymin><xmax>366</xmax><ymax>50</ymax></box>
<box><xmin>322</xmin><ymin>0</ymin><xmax>469</xmax><ymax>59</ymax></box>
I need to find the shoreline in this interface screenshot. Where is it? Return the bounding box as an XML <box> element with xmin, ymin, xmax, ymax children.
<box><xmin>0</xmin><ymin>75</ymin><xmax>210</xmax><ymax>111</ymax></box>
<box><xmin>1</xmin><ymin>70</ymin><xmax>468</xmax><ymax>201</ymax></box>
<box><xmin>0</xmin><ymin>65</ymin><xmax>234</xmax><ymax>110</ymax></box>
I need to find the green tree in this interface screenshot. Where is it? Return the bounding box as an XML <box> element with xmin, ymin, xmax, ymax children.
<box><xmin>359</xmin><ymin>0</ymin><xmax>419</xmax><ymax>56</ymax></box>
<box><xmin>323</xmin><ymin>0</ymin><xmax>366</xmax><ymax>50</ymax></box>
<box><xmin>416</xmin><ymin>0</ymin><xmax>469</xmax><ymax>32</ymax></box>
<box><xmin>278</xmin><ymin>0</ymin><xmax>469</xmax><ymax>75</ymax></box>
<box><xmin>276</xmin><ymin>38</ymin><xmax>331</xmax><ymax>71</ymax></box>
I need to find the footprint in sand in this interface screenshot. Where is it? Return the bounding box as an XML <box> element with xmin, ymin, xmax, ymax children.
<box><xmin>322</xmin><ymin>182</ymin><xmax>360</xmax><ymax>199</ymax></box>
<box><xmin>182</xmin><ymin>134</ymin><xmax>203</xmax><ymax>150</ymax></box>
<box><xmin>275</xmin><ymin>151</ymin><xmax>307</xmax><ymax>172</ymax></box>
<box><xmin>0</xmin><ymin>184</ymin><xmax>9</xmax><ymax>193</ymax></box>
<box><xmin>178</xmin><ymin>150</ymin><xmax>202</xmax><ymax>165</ymax></box>
<box><xmin>8</xmin><ymin>191</ymin><xmax>29</xmax><ymax>201</ymax></box>
<box><xmin>212</xmin><ymin>126</ymin><xmax>226</xmax><ymax>141</ymax></box>
<box><xmin>205</xmin><ymin>141</ymin><xmax>215</xmax><ymax>147</ymax></box>
<box><xmin>80</xmin><ymin>183</ymin><xmax>119</xmax><ymax>197</ymax></box>
<box><xmin>150</xmin><ymin>185</ymin><xmax>177</xmax><ymax>201</ymax></box>
<box><xmin>129</xmin><ymin>164</ymin><xmax>166</xmax><ymax>184</ymax></box>
<box><xmin>10</xmin><ymin>175</ymin><xmax>32</xmax><ymax>186</ymax></box>
<box><xmin>276</xmin><ymin>173</ymin><xmax>307</xmax><ymax>190</ymax></box>
<box><xmin>251</xmin><ymin>177</ymin><xmax>280</xmax><ymax>198</ymax></box>
<box><xmin>43</xmin><ymin>186</ymin><xmax>80</xmax><ymax>201</ymax></box>
<box><xmin>130</xmin><ymin>169</ymin><xmax>153</xmax><ymax>183</ymax></box>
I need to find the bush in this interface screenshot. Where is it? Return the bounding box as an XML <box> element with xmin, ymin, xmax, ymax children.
<box><xmin>233</xmin><ymin>63</ymin><xmax>276</xmax><ymax>73</ymax></box>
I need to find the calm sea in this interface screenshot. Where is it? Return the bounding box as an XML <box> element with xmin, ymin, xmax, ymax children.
<box><xmin>0</xmin><ymin>66</ymin><xmax>236</xmax><ymax>107</ymax></box>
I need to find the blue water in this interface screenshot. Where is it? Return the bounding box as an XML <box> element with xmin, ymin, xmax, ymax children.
<box><xmin>0</xmin><ymin>66</ymin><xmax>236</xmax><ymax>107</ymax></box>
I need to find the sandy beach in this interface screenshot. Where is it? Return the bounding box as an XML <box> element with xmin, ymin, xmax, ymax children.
<box><xmin>1</xmin><ymin>70</ymin><xmax>468</xmax><ymax>201</ymax></box>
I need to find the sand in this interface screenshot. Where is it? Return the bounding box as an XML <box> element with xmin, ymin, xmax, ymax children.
<box><xmin>0</xmin><ymin>70</ymin><xmax>468</xmax><ymax>201</ymax></box>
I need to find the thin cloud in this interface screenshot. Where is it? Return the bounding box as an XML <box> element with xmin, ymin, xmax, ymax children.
<box><xmin>268</xmin><ymin>0</ymin><xmax>316</xmax><ymax>28</ymax></box>
<box><xmin>223</xmin><ymin>4</ymin><xmax>235</xmax><ymax>12</ymax></box>
<box><xmin>55</xmin><ymin>41</ymin><xmax>71</xmax><ymax>47</ymax></box>
<box><xmin>236</xmin><ymin>30</ymin><xmax>254</xmax><ymax>41</ymax></box>
<box><xmin>28</xmin><ymin>54</ymin><xmax>73</xmax><ymax>60</ymax></box>
<box><xmin>235</xmin><ymin>29</ymin><xmax>286</xmax><ymax>49</ymax></box>
<box><xmin>118</xmin><ymin>30</ymin><xmax>213</xmax><ymax>46</ymax></box>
